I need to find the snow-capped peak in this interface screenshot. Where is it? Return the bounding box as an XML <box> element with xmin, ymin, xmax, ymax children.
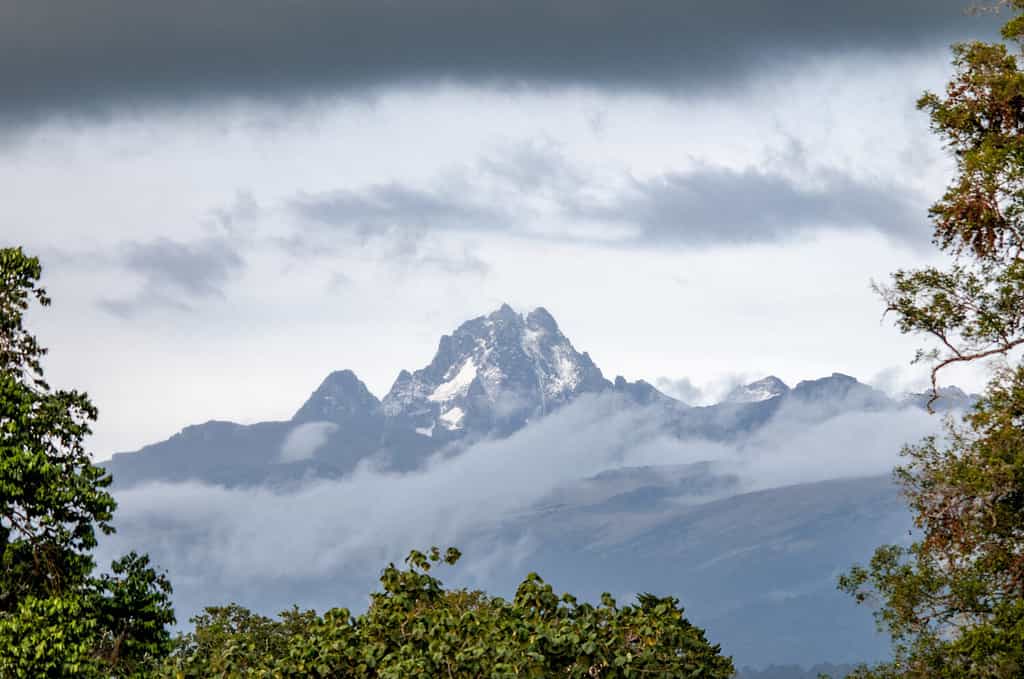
<box><xmin>380</xmin><ymin>304</ymin><xmax>610</xmax><ymax>431</ymax></box>
<box><xmin>428</xmin><ymin>359</ymin><xmax>478</xmax><ymax>403</ymax></box>
<box><xmin>723</xmin><ymin>376</ymin><xmax>790</xmax><ymax>404</ymax></box>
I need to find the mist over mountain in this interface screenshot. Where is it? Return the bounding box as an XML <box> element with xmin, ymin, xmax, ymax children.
<box><xmin>99</xmin><ymin>305</ymin><xmax>976</xmax><ymax>669</ymax></box>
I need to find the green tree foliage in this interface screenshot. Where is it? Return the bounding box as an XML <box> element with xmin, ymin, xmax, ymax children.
<box><xmin>0</xmin><ymin>246</ymin><xmax>175</xmax><ymax>677</ymax></box>
<box><xmin>162</xmin><ymin>546</ymin><xmax>735</xmax><ymax>678</ymax></box>
<box><xmin>839</xmin><ymin>3</ymin><xmax>1024</xmax><ymax>677</ymax></box>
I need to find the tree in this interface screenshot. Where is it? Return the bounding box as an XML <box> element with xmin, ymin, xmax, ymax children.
<box><xmin>839</xmin><ymin>3</ymin><xmax>1024</xmax><ymax>676</ymax></box>
<box><xmin>0</xmin><ymin>246</ymin><xmax>175</xmax><ymax>677</ymax></box>
<box><xmin>162</xmin><ymin>547</ymin><xmax>735</xmax><ymax>678</ymax></box>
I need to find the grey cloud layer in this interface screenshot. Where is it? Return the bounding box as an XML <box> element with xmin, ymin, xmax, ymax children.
<box><xmin>100</xmin><ymin>237</ymin><xmax>244</xmax><ymax>318</ymax></box>
<box><xmin>293</xmin><ymin>184</ymin><xmax>507</xmax><ymax>235</ymax></box>
<box><xmin>580</xmin><ymin>165</ymin><xmax>927</xmax><ymax>245</ymax></box>
<box><xmin>1</xmin><ymin>1</ymin><xmax>1000</xmax><ymax>122</ymax></box>
<box><xmin>291</xmin><ymin>146</ymin><xmax>930</xmax><ymax>247</ymax></box>
<box><xmin>82</xmin><ymin>140</ymin><xmax>928</xmax><ymax>319</ymax></box>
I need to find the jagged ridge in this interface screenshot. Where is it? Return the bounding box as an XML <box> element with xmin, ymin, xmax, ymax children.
<box><xmin>104</xmin><ymin>304</ymin><xmax>977</xmax><ymax>488</ymax></box>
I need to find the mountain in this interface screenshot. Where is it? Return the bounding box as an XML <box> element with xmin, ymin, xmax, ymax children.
<box><xmin>104</xmin><ymin>305</ymin><xmax>660</xmax><ymax>487</ymax></box>
<box><xmin>103</xmin><ymin>306</ymin><xmax>964</xmax><ymax>489</ymax></box>
<box><xmin>900</xmin><ymin>385</ymin><xmax>979</xmax><ymax>412</ymax></box>
<box><xmin>292</xmin><ymin>369</ymin><xmax>381</xmax><ymax>424</ymax></box>
<box><xmin>612</xmin><ymin>375</ymin><xmax>679</xmax><ymax>406</ymax></box>
<box><xmin>97</xmin><ymin>304</ymin><xmax>977</xmax><ymax>668</ymax></box>
<box><xmin>724</xmin><ymin>376</ymin><xmax>790</xmax><ymax>403</ymax></box>
<box><xmin>492</xmin><ymin>473</ymin><xmax>908</xmax><ymax>667</ymax></box>
<box><xmin>380</xmin><ymin>304</ymin><xmax>611</xmax><ymax>436</ymax></box>
<box><xmin>790</xmin><ymin>373</ymin><xmax>891</xmax><ymax>410</ymax></box>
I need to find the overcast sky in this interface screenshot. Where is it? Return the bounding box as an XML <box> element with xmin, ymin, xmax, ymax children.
<box><xmin>2</xmin><ymin>1</ymin><xmax>1003</xmax><ymax>458</ymax></box>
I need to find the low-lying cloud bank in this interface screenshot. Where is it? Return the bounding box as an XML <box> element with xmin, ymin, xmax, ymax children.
<box><xmin>98</xmin><ymin>393</ymin><xmax>943</xmax><ymax>616</ymax></box>
<box><xmin>280</xmin><ymin>421</ymin><xmax>339</xmax><ymax>462</ymax></box>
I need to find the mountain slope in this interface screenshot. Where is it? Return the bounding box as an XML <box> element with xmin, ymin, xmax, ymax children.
<box><xmin>105</xmin><ymin>305</ymin><xmax>662</xmax><ymax>486</ymax></box>
<box><xmin>481</xmin><ymin>472</ymin><xmax>907</xmax><ymax>667</ymax></box>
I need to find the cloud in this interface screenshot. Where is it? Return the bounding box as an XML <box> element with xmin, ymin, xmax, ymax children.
<box><xmin>867</xmin><ymin>365</ymin><xmax>938</xmax><ymax>398</ymax></box>
<box><xmin>207</xmin><ymin>191</ymin><xmax>262</xmax><ymax>235</ymax></box>
<box><xmin>654</xmin><ymin>375</ymin><xmax>759</xmax><ymax>406</ymax></box>
<box><xmin>654</xmin><ymin>377</ymin><xmax>705</xmax><ymax>405</ymax></box>
<box><xmin>97</xmin><ymin>392</ymin><xmax>945</xmax><ymax>621</ymax></box>
<box><xmin>280</xmin><ymin>422</ymin><xmax>339</xmax><ymax>463</ymax></box>
<box><xmin>279</xmin><ymin>180</ymin><xmax>500</xmax><ymax>276</ymax></box>
<box><xmin>287</xmin><ymin>139</ymin><xmax>930</xmax><ymax>250</ymax></box>
<box><xmin>105</xmin><ymin>394</ymin><xmax>665</xmax><ymax>582</ymax></box>
<box><xmin>99</xmin><ymin>237</ymin><xmax>244</xmax><ymax>318</ymax></box>
<box><xmin>475</xmin><ymin>139</ymin><xmax>582</xmax><ymax>194</ymax></box>
<box><xmin>571</xmin><ymin>164</ymin><xmax>929</xmax><ymax>246</ymax></box>
<box><xmin>731</xmin><ymin>400</ymin><xmax>937</xmax><ymax>490</ymax></box>
<box><xmin>0</xmin><ymin>1</ymin><xmax>1000</xmax><ymax>125</ymax></box>
<box><xmin>416</xmin><ymin>248</ymin><xmax>491</xmax><ymax>276</ymax></box>
<box><xmin>292</xmin><ymin>183</ymin><xmax>507</xmax><ymax>235</ymax></box>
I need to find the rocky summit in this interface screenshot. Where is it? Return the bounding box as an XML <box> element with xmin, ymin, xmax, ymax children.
<box><xmin>380</xmin><ymin>304</ymin><xmax>611</xmax><ymax>435</ymax></box>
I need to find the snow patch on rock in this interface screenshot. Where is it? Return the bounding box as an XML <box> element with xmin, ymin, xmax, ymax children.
<box><xmin>439</xmin><ymin>406</ymin><xmax>466</xmax><ymax>430</ymax></box>
<box><xmin>429</xmin><ymin>359</ymin><xmax>478</xmax><ymax>403</ymax></box>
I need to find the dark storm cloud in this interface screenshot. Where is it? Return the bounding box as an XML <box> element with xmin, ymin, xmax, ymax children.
<box><xmin>0</xmin><ymin>0</ymin><xmax>1002</xmax><ymax>124</ymax></box>
<box><xmin>574</xmin><ymin>165</ymin><xmax>929</xmax><ymax>246</ymax></box>
<box><xmin>99</xmin><ymin>237</ymin><xmax>244</xmax><ymax>318</ymax></box>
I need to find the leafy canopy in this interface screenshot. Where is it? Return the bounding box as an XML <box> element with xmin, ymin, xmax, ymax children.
<box><xmin>162</xmin><ymin>546</ymin><xmax>736</xmax><ymax>678</ymax></box>
<box><xmin>840</xmin><ymin>3</ymin><xmax>1024</xmax><ymax>677</ymax></box>
<box><xmin>0</xmin><ymin>246</ymin><xmax>175</xmax><ymax>677</ymax></box>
